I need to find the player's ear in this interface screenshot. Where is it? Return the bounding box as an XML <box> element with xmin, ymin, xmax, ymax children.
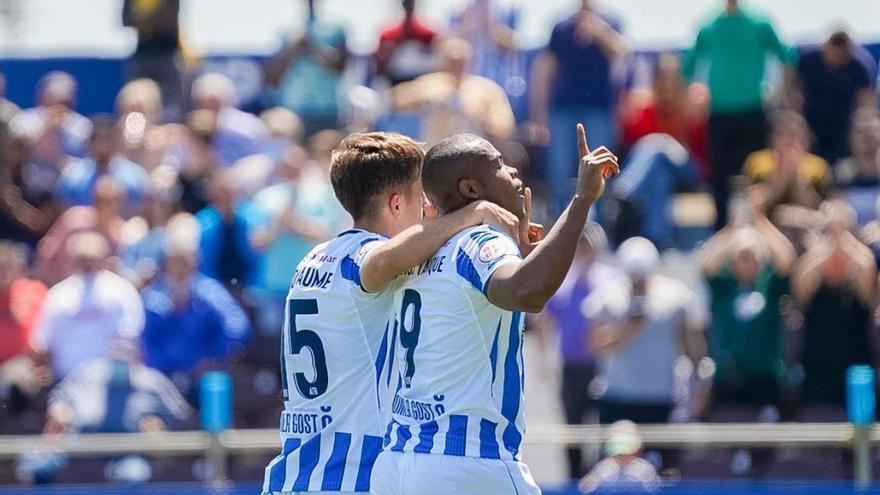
<box><xmin>457</xmin><ymin>178</ymin><xmax>481</xmax><ymax>201</ymax></box>
<box><xmin>388</xmin><ymin>192</ymin><xmax>403</xmax><ymax>217</ymax></box>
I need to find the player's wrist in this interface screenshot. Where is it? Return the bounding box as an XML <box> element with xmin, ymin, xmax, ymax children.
<box><xmin>571</xmin><ymin>191</ymin><xmax>597</xmax><ymax>208</ymax></box>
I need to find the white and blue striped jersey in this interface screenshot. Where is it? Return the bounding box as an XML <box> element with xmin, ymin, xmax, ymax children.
<box><xmin>263</xmin><ymin>229</ymin><xmax>397</xmax><ymax>494</ymax></box>
<box><xmin>383</xmin><ymin>225</ymin><xmax>527</xmax><ymax>462</ymax></box>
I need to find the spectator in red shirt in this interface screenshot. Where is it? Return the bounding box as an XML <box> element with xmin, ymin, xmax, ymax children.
<box><xmin>618</xmin><ymin>53</ymin><xmax>710</xmax><ymax>179</ymax></box>
<box><xmin>374</xmin><ymin>0</ymin><xmax>438</xmax><ymax>87</ymax></box>
<box><xmin>0</xmin><ymin>242</ymin><xmax>46</xmax><ymax>365</ymax></box>
<box><xmin>0</xmin><ymin>241</ymin><xmax>48</xmax><ymax>398</ymax></box>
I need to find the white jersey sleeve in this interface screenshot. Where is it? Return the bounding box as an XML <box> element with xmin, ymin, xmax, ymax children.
<box><xmin>339</xmin><ymin>238</ymin><xmax>386</xmax><ymax>294</ymax></box>
<box><xmin>456</xmin><ymin>226</ymin><xmax>521</xmax><ymax>295</ymax></box>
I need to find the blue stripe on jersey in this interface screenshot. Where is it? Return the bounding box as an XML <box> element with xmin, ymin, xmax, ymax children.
<box><xmin>479</xmin><ymin>419</ymin><xmax>501</xmax><ymax>459</ymax></box>
<box><xmin>414</xmin><ymin>420</ymin><xmax>439</xmax><ymax>453</ymax></box>
<box><xmin>321</xmin><ymin>432</ymin><xmax>352</xmax><ymax>491</ymax></box>
<box><xmin>340</xmin><ymin>256</ymin><xmax>361</xmax><ymax>286</ymax></box>
<box><xmin>391</xmin><ymin>423</ymin><xmax>411</xmax><ymax>452</ymax></box>
<box><xmin>355</xmin><ymin>435</ymin><xmax>384</xmax><ymax>491</ymax></box>
<box><xmin>375</xmin><ymin>322</ymin><xmax>390</xmax><ymax>408</ymax></box>
<box><xmin>386</xmin><ymin>319</ymin><xmax>398</xmax><ymax>386</ymax></box>
<box><xmin>444</xmin><ymin>415</ymin><xmax>468</xmax><ymax>456</ymax></box>
<box><xmin>383</xmin><ymin>421</ymin><xmax>394</xmax><ymax>448</ymax></box>
<box><xmin>268</xmin><ymin>437</ymin><xmax>302</xmax><ymax>492</ymax></box>
<box><xmin>339</xmin><ymin>237</ymin><xmax>381</xmax><ymax>291</ymax></box>
<box><xmin>455</xmin><ymin>246</ymin><xmax>484</xmax><ymax>293</ymax></box>
<box><xmin>292</xmin><ymin>434</ymin><xmax>321</xmax><ymax>490</ymax></box>
<box><xmin>489</xmin><ymin>317</ymin><xmax>502</xmax><ymax>384</ymax></box>
<box><xmin>501</xmin><ymin>311</ymin><xmax>524</xmax><ymax>458</ymax></box>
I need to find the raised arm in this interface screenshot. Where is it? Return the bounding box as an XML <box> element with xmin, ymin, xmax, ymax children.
<box><xmin>486</xmin><ymin>124</ymin><xmax>619</xmax><ymax>312</ymax></box>
<box><xmin>753</xmin><ymin>208</ymin><xmax>797</xmax><ymax>274</ymax></box>
<box><xmin>527</xmin><ymin>50</ymin><xmax>558</xmax><ymax>139</ymax></box>
<box><xmin>584</xmin><ymin>14</ymin><xmax>629</xmax><ymax>61</ymax></box>
<box><xmin>791</xmin><ymin>242</ymin><xmax>831</xmax><ymax>304</ymax></box>
<box><xmin>699</xmin><ymin>225</ymin><xmax>736</xmax><ymax>277</ymax></box>
<box><xmin>682</xmin><ymin>26</ymin><xmax>708</xmax><ymax>82</ymax></box>
<box><xmin>359</xmin><ymin>200</ymin><xmax>519</xmax><ymax>294</ymax></box>
<box><xmin>264</xmin><ymin>39</ymin><xmax>307</xmax><ymax>88</ymax></box>
<box><xmin>591</xmin><ymin>317</ymin><xmax>644</xmax><ymax>357</ymax></box>
<box><xmin>842</xmin><ymin>232</ymin><xmax>878</xmax><ymax>306</ymax></box>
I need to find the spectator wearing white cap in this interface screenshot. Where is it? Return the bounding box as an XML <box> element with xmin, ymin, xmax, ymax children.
<box><xmin>585</xmin><ymin>237</ymin><xmax>706</xmax><ymax>428</ymax></box>
<box><xmin>141</xmin><ymin>213</ymin><xmax>250</xmax><ymax>402</ymax></box>
<box><xmin>700</xmin><ymin>185</ymin><xmax>796</xmax><ymax>415</ymax></box>
<box><xmin>31</xmin><ymin>232</ymin><xmax>145</xmax><ymax>379</ymax></box>
<box><xmin>578</xmin><ymin>420</ymin><xmax>660</xmax><ymax>493</ymax></box>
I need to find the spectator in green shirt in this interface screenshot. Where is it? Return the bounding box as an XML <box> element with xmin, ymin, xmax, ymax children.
<box><xmin>699</xmin><ymin>186</ymin><xmax>797</xmax><ymax>411</ymax></box>
<box><xmin>683</xmin><ymin>0</ymin><xmax>798</xmax><ymax>231</ymax></box>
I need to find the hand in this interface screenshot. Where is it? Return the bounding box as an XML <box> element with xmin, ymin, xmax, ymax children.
<box><xmin>861</xmin><ymin>223</ymin><xmax>880</xmax><ymax>246</ymax></box>
<box><xmin>43</xmin><ymin>418</ymin><xmax>68</xmax><ymax>436</ymax></box>
<box><xmin>469</xmin><ymin>200</ymin><xmax>520</xmax><ymax>243</ymax></box>
<box><xmin>46</xmin><ymin>104</ymin><xmax>67</xmax><ymax>131</ymax></box>
<box><xmin>777</xmin><ymin>145</ymin><xmax>803</xmax><ymax>179</ymax></box>
<box><xmin>575</xmin><ymin>11</ymin><xmax>609</xmax><ymax>44</ymax></box>
<box><xmin>423</xmin><ymin>194</ymin><xmax>440</xmax><ymax>220</ymax></box>
<box><xmin>0</xmin><ymin>184</ymin><xmax>20</xmax><ymax>208</ymax></box>
<box><xmin>522</xmin><ymin>121</ymin><xmax>550</xmax><ymax>146</ymax></box>
<box><xmin>251</xmin><ymin>228</ymin><xmax>276</xmax><ymax>251</ymax></box>
<box><xmin>575</xmin><ymin>123</ymin><xmax>619</xmax><ymax>204</ymax></box>
<box><xmin>528</xmin><ymin>223</ymin><xmax>545</xmax><ymax>244</ymax></box>
<box><xmin>295</xmin><ymin>35</ymin><xmax>311</xmax><ymax>51</ymax></box>
<box><xmin>139</xmin><ymin>415</ymin><xmax>166</xmax><ymax>433</ymax></box>
<box><xmin>745</xmin><ymin>184</ymin><xmax>770</xmax><ymax>219</ymax></box>
<box><xmin>44</xmin><ymin>403</ymin><xmax>74</xmax><ymax>436</ymax></box>
<box><xmin>516</xmin><ymin>187</ymin><xmax>543</xmax><ymax>255</ymax></box>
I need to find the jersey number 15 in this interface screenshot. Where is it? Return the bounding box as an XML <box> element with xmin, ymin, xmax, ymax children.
<box><xmin>281</xmin><ymin>299</ymin><xmax>329</xmax><ymax>400</ymax></box>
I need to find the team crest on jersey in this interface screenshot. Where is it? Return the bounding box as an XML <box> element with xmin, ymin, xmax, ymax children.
<box><xmin>478</xmin><ymin>238</ymin><xmax>515</xmax><ymax>263</ymax></box>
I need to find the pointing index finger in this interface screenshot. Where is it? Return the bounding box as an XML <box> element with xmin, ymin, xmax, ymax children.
<box><xmin>577</xmin><ymin>123</ymin><xmax>590</xmax><ymax>160</ymax></box>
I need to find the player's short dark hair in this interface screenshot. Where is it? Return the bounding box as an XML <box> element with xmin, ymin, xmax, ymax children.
<box><xmin>422</xmin><ymin>133</ymin><xmax>490</xmax><ymax>211</ymax></box>
<box><xmin>330</xmin><ymin>132</ymin><xmax>424</xmax><ymax>221</ymax></box>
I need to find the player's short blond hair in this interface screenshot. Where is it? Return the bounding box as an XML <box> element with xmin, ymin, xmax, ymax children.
<box><xmin>330</xmin><ymin>132</ymin><xmax>424</xmax><ymax>220</ymax></box>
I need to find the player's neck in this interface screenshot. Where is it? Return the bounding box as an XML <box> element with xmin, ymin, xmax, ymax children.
<box><xmin>353</xmin><ymin>216</ymin><xmax>397</xmax><ymax>239</ymax></box>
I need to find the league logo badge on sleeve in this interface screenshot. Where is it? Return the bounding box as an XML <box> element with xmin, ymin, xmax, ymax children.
<box><xmin>354</xmin><ymin>240</ymin><xmax>383</xmax><ymax>265</ymax></box>
<box><xmin>478</xmin><ymin>237</ymin><xmax>516</xmax><ymax>263</ymax></box>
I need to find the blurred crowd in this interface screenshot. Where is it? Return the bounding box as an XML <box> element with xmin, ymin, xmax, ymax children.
<box><xmin>0</xmin><ymin>0</ymin><xmax>880</xmax><ymax>487</ymax></box>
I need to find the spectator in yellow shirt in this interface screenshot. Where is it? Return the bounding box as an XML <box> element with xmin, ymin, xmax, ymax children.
<box><xmin>743</xmin><ymin>111</ymin><xmax>831</xmax><ymax>211</ymax></box>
